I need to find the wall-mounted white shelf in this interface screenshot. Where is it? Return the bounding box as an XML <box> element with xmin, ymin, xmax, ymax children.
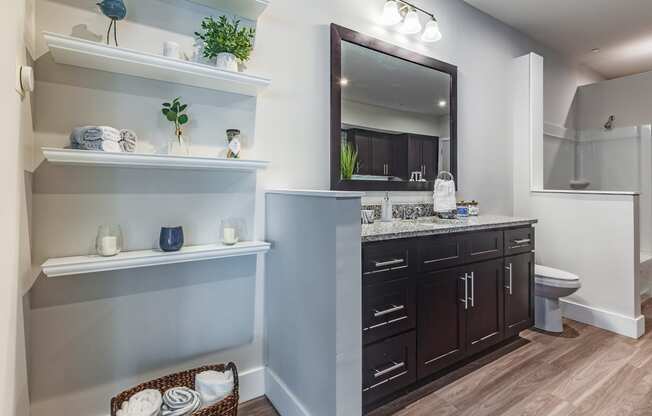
<box><xmin>186</xmin><ymin>0</ymin><xmax>270</xmax><ymax>21</ymax></box>
<box><xmin>42</xmin><ymin>148</ymin><xmax>269</xmax><ymax>171</ymax></box>
<box><xmin>42</xmin><ymin>241</ymin><xmax>271</xmax><ymax>277</ymax></box>
<box><xmin>43</xmin><ymin>32</ymin><xmax>271</xmax><ymax>97</ymax></box>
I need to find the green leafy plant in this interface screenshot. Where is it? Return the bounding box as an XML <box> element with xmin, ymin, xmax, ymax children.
<box><xmin>195</xmin><ymin>16</ymin><xmax>256</xmax><ymax>62</ymax></box>
<box><xmin>162</xmin><ymin>97</ymin><xmax>189</xmax><ymax>142</ymax></box>
<box><xmin>340</xmin><ymin>143</ymin><xmax>358</xmax><ymax>180</ymax></box>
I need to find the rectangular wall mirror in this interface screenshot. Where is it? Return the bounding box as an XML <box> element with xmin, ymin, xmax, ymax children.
<box><xmin>330</xmin><ymin>24</ymin><xmax>457</xmax><ymax>191</ymax></box>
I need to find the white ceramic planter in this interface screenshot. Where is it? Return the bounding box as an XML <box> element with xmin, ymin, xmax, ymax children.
<box><xmin>216</xmin><ymin>52</ymin><xmax>238</xmax><ymax>72</ymax></box>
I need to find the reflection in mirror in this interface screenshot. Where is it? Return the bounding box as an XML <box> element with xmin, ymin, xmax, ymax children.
<box><xmin>340</xmin><ymin>40</ymin><xmax>451</xmax><ymax>184</ymax></box>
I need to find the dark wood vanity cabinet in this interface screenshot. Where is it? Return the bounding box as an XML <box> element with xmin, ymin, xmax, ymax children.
<box><xmin>362</xmin><ymin>226</ymin><xmax>535</xmax><ymax>409</ymax></box>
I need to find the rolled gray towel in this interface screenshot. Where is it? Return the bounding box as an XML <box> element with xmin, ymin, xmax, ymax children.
<box><xmin>161</xmin><ymin>387</ymin><xmax>201</xmax><ymax>416</ymax></box>
<box><xmin>119</xmin><ymin>129</ymin><xmax>137</xmax><ymax>153</ymax></box>
<box><xmin>69</xmin><ymin>126</ymin><xmax>124</xmax><ymax>152</ymax></box>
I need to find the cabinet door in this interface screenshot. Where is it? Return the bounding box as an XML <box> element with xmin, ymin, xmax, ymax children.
<box><xmin>372</xmin><ymin>135</ymin><xmax>392</xmax><ymax>176</ymax></box>
<box><xmin>407</xmin><ymin>136</ymin><xmax>422</xmax><ymax>177</ymax></box>
<box><xmin>504</xmin><ymin>252</ymin><xmax>535</xmax><ymax>338</ymax></box>
<box><xmin>465</xmin><ymin>259</ymin><xmax>504</xmax><ymax>355</ymax></box>
<box><xmin>421</xmin><ymin>138</ymin><xmax>438</xmax><ymax>180</ymax></box>
<box><xmin>417</xmin><ymin>268</ymin><xmax>467</xmax><ymax>379</ymax></box>
<box><xmin>351</xmin><ymin>131</ymin><xmax>372</xmax><ymax>175</ymax></box>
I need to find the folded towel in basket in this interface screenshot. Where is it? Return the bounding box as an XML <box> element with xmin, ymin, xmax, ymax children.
<box><xmin>195</xmin><ymin>370</ymin><xmax>234</xmax><ymax>409</ymax></box>
<box><xmin>116</xmin><ymin>389</ymin><xmax>162</xmax><ymax>416</ymax></box>
<box><xmin>161</xmin><ymin>387</ymin><xmax>201</xmax><ymax>416</ymax></box>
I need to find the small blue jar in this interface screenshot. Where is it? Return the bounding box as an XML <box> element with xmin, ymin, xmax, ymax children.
<box><xmin>159</xmin><ymin>226</ymin><xmax>184</xmax><ymax>252</ymax></box>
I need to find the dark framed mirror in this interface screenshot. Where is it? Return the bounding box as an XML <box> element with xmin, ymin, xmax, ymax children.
<box><xmin>330</xmin><ymin>24</ymin><xmax>457</xmax><ymax>191</ymax></box>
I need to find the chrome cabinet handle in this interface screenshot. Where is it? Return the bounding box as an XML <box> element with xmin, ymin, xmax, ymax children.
<box><xmin>373</xmin><ymin>361</ymin><xmax>405</xmax><ymax>378</ymax></box>
<box><xmin>513</xmin><ymin>238</ymin><xmax>531</xmax><ymax>246</ymax></box>
<box><xmin>373</xmin><ymin>304</ymin><xmax>405</xmax><ymax>318</ymax></box>
<box><xmin>469</xmin><ymin>271</ymin><xmax>475</xmax><ymax>308</ymax></box>
<box><xmin>362</xmin><ymin>316</ymin><xmax>408</xmax><ymax>331</ymax></box>
<box><xmin>363</xmin><ymin>370</ymin><xmax>408</xmax><ymax>392</ymax></box>
<box><xmin>460</xmin><ymin>274</ymin><xmax>468</xmax><ymax>310</ymax></box>
<box><xmin>374</xmin><ymin>258</ymin><xmax>405</xmax><ymax>268</ymax></box>
<box><xmin>505</xmin><ymin>263</ymin><xmax>513</xmax><ymax>295</ymax></box>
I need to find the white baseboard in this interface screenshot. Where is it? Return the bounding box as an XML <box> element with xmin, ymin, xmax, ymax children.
<box><xmin>561</xmin><ymin>299</ymin><xmax>645</xmax><ymax>339</ymax></box>
<box><xmin>238</xmin><ymin>366</ymin><xmax>266</xmax><ymax>403</ymax></box>
<box><xmin>265</xmin><ymin>368</ymin><xmax>310</xmax><ymax>416</ymax></box>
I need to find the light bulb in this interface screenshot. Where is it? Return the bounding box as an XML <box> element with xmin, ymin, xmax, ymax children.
<box><xmin>421</xmin><ymin>18</ymin><xmax>442</xmax><ymax>42</ymax></box>
<box><xmin>381</xmin><ymin>0</ymin><xmax>402</xmax><ymax>26</ymax></box>
<box><xmin>399</xmin><ymin>8</ymin><xmax>422</xmax><ymax>35</ymax></box>
<box><xmin>438</xmin><ymin>100</ymin><xmax>447</xmax><ymax>108</ymax></box>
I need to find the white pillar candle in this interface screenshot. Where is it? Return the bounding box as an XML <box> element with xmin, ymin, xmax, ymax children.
<box><xmin>99</xmin><ymin>236</ymin><xmax>118</xmax><ymax>256</ymax></box>
<box><xmin>223</xmin><ymin>227</ymin><xmax>238</xmax><ymax>245</ymax></box>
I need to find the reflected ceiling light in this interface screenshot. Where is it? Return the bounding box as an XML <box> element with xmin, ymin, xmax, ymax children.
<box><xmin>422</xmin><ymin>18</ymin><xmax>442</xmax><ymax>43</ymax></box>
<box><xmin>399</xmin><ymin>7</ymin><xmax>422</xmax><ymax>34</ymax></box>
<box><xmin>381</xmin><ymin>0</ymin><xmax>402</xmax><ymax>26</ymax></box>
<box><xmin>340</xmin><ymin>77</ymin><xmax>349</xmax><ymax>86</ymax></box>
<box><xmin>438</xmin><ymin>100</ymin><xmax>447</xmax><ymax>108</ymax></box>
<box><xmin>379</xmin><ymin>1</ymin><xmax>442</xmax><ymax>44</ymax></box>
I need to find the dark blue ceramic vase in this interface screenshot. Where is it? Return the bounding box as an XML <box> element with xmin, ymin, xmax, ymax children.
<box><xmin>159</xmin><ymin>226</ymin><xmax>184</xmax><ymax>252</ymax></box>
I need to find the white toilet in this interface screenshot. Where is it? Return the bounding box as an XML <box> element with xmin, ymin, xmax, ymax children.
<box><xmin>534</xmin><ymin>265</ymin><xmax>581</xmax><ymax>333</ymax></box>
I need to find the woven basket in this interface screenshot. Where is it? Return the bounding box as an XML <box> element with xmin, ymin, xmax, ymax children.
<box><xmin>110</xmin><ymin>362</ymin><xmax>239</xmax><ymax>416</ymax></box>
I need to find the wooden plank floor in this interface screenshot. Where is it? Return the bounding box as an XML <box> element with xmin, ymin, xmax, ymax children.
<box><xmin>241</xmin><ymin>299</ymin><xmax>652</xmax><ymax>416</ymax></box>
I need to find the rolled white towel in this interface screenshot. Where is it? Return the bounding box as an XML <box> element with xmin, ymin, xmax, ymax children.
<box><xmin>119</xmin><ymin>129</ymin><xmax>138</xmax><ymax>152</ymax></box>
<box><xmin>98</xmin><ymin>126</ymin><xmax>122</xmax><ymax>143</ymax></box>
<box><xmin>116</xmin><ymin>389</ymin><xmax>162</xmax><ymax>416</ymax></box>
<box><xmin>161</xmin><ymin>387</ymin><xmax>201</xmax><ymax>416</ymax></box>
<box><xmin>195</xmin><ymin>370</ymin><xmax>234</xmax><ymax>409</ymax></box>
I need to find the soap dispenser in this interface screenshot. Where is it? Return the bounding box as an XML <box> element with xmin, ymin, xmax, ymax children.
<box><xmin>381</xmin><ymin>192</ymin><xmax>393</xmax><ymax>222</ymax></box>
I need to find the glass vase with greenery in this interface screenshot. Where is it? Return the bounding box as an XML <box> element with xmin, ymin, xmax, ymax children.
<box><xmin>340</xmin><ymin>143</ymin><xmax>358</xmax><ymax>180</ymax></box>
<box><xmin>195</xmin><ymin>16</ymin><xmax>256</xmax><ymax>70</ymax></box>
<box><xmin>162</xmin><ymin>97</ymin><xmax>190</xmax><ymax>155</ymax></box>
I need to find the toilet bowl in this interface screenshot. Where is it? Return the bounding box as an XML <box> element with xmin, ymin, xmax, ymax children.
<box><xmin>534</xmin><ymin>265</ymin><xmax>581</xmax><ymax>333</ymax></box>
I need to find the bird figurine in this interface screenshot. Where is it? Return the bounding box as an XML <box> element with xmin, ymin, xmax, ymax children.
<box><xmin>97</xmin><ymin>0</ymin><xmax>127</xmax><ymax>47</ymax></box>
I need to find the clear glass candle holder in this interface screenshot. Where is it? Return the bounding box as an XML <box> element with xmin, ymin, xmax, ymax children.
<box><xmin>96</xmin><ymin>224</ymin><xmax>123</xmax><ymax>257</ymax></box>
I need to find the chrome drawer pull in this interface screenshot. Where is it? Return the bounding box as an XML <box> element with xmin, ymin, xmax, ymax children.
<box><xmin>363</xmin><ymin>370</ymin><xmax>408</xmax><ymax>392</ymax></box>
<box><xmin>374</xmin><ymin>304</ymin><xmax>405</xmax><ymax>317</ymax></box>
<box><xmin>505</xmin><ymin>263</ymin><xmax>513</xmax><ymax>295</ymax></box>
<box><xmin>513</xmin><ymin>238</ymin><xmax>531</xmax><ymax>245</ymax></box>
<box><xmin>373</xmin><ymin>361</ymin><xmax>405</xmax><ymax>378</ymax></box>
<box><xmin>374</xmin><ymin>258</ymin><xmax>405</xmax><ymax>268</ymax></box>
<box><xmin>362</xmin><ymin>315</ymin><xmax>408</xmax><ymax>331</ymax></box>
<box><xmin>469</xmin><ymin>271</ymin><xmax>475</xmax><ymax>308</ymax></box>
<box><xmin>460</xmin><ymin>274</ymin><xmax>468</xmax><ymax>310</ymax></box>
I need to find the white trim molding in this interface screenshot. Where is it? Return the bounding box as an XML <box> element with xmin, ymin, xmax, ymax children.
<box><xmin>561</xmin><ymin>299</ymin><xmax>645</xmax><ymax>339</ymax></box>
<box><xmin>544</xmin><ymin>122</ymin><xmax>576</xmax><ymax>141</ymax></box>
<box><xmin>265</xmin><ymin>368</ymin><xmax>310</xmax><ymax>416</ymax></box>
<box><xmin>239</xmin><ymin>366</ymin><xmax>266</xmax><ymax>403</ymax></box>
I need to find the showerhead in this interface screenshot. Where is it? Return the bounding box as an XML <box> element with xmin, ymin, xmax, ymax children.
<box><xmin>604</xmin><ymin>115</ymin><xmax>615</xmax><ymax>131</ymax></box>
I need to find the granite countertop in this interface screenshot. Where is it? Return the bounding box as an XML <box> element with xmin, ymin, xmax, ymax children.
<box><xmin>361</xmin><ymin>215</ymin><xmax>538</xmax><ymax>242</ymax></box>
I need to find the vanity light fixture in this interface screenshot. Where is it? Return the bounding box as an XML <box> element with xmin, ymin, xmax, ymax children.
<box><xmin>399</xmin><ymin>7</ymin><xmax>422</xmax><ymax>34</ymax></box>
<box><xmin>380</xmin><ymin>0</ymin><xmax>442</xmax><ymax>43</ymax></box>
<box><xmin>340</xmin><ymin>77</ymin><xmax>349</xmax><ymax>86</ymax></box>
<box><xmin>422</xmin><ymin>18</ymin><xmax>442</xmax><ymax>43</ymax></box>
<box><xmin>438</xmin><ymin>99</ymin><xmax>447</xmax><ymax>108</ymax></box>
<box><xmin>381</xmin><ymin>0</ymin><xmax>403</xmax><ymax>26</ymax></box>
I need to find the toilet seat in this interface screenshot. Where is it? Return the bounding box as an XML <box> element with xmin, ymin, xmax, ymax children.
<box><xmin>535</xmin><ymin>265</ymin><xmax>581</xmax><ymax>289</ymax></box>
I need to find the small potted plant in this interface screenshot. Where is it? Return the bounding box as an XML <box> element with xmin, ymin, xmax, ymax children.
<box><xmin>161</xmin><ymin>97</ymin><xmax>190</xmax><ymax>155</ymax></box>
<box><xmin>195</xmin><ymin>15</ymin><xmax>256</xmax><ymax>72</ymax></box>
<box><xmin>340</xmin><ymin>143</ymin><xmax>358</xmax><ymax>180</ymax></box>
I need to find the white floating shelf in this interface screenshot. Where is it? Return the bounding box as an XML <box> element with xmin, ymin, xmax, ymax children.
<box><xmin>44</xmin><ymin>32</ymin><xmax>271</xmax><ymax>96</ymax></box>
<box><xmin>42</xmin><ymin>148</ymin><xmax>269</xmax><ymax>172</ymax></box>
<box><xmin>42</xmin><ymin>241</ymin><xmax>271</xmax><ymax>277</ymax></box>
<box><xmin>186</xmin><ymin>0</ymin><xmax>270</xmax><ymax>20</ymax></box>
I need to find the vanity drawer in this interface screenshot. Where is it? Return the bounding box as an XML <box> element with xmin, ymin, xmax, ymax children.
<box><xmin>417</xmin><ymin>235</ymin><xmax>464</xmax><ymax>272</ymax></box>
<box><xmin>363</xmin><ymin>278</ymin><xmax>416</xmax><ymax>345</ymax></box>
<box><xmin>363</xmin><ymin>240</ymin><xmax>413</xmax><ymax>283</ymax></box>
<box><xmin>363</xmin><ymin>331</ymin><xmax>416</xmax><ymax>406</ymax></box>
<box><xmin>505</xmin><ymin>227</ymin><xmax>535</xmax><ymax>255</ymax></box>
<box><xmin>463</xmin><ymin>230</ymin><xmax>504</xmax><ymax>262</ymax></box>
